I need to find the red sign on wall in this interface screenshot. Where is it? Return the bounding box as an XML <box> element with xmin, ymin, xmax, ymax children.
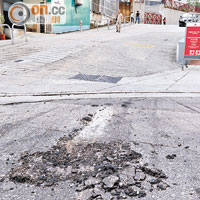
<box><xmin>184</xmin><ymin>25</ymin><xmax>200</xmax><ymax>59</ymax></box>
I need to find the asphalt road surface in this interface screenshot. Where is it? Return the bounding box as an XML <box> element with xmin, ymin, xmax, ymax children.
<box><xmin>0</xmin><ymin>25</ymin><xmax>199</xmax><ymax>200</ymax></box>
<box><xmin>0</xmin><ymin>98</ymin><xmax>200</xmax><ymax>200</ymax></box>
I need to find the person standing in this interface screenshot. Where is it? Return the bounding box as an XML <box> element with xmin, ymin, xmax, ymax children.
<box><xmin>163</xmin><ymin>17</ymin><xmax>166</xmax><ymax>25</ymax></box>
<box><xmin>116</xmin><ymin>10</ymin><xmax>123</xmax><ymax>33</ymax></box>
<box><xmin>135</xmin><ymin>11</ymin><xmax>140</xmax><ymax>24</ymax></box>
<box><xmin>130</xmin><ymin>12</ymin><xmax>134</xmax><ymax>24</ymax></box>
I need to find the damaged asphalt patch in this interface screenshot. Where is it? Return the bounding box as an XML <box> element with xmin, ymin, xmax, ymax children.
<box><xmin>9</xmin><ymin>123</ymin><xmax>170</xmax><ymax>200</ymax></box>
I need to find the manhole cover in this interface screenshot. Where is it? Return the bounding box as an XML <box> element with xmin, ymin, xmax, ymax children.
<box><xmin>14</xmin><ymin>60</ymin><xmax>24</xmax><ymax>63</ymax></box>
<box><xmin>69</xmin><ymin>74</ymin><xmax>122</xmax><ymax>84</ymax></box>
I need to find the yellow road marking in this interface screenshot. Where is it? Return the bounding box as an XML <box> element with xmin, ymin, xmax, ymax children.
<box><xmin>124</xmin><ymin>43</ymin><xmax>153</xmax><ymax>48</ymax></box>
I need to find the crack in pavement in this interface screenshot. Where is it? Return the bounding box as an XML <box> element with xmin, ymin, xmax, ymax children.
<box><xmin>165</xmin><ymin>71</ymin><xmax>190</xmax><ymax>91</ymax></box>
<box><xmin>96</xmin><ymin>70</ymin><xmax>182</xmax><ymax>92</ymax></box>
<box><xmin>168</xmin><ymin>99</ymin><xmax>200</xmax><ymax>114</ymax></box>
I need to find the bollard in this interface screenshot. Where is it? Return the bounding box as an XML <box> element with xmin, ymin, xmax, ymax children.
<box><xmin>96</xmin><ymin>21</ymin><xmax>99</xmax><ymax>31</ymax></box>
<box><xmin>107</xmin><ymin>19</ymin><xmax>110</xmax><ymax>30</ymax></box>
<box><xmin>80</xmin><ymin>20</ymin><xmax>82</xmax><ymax>31</ymax></box>
<box><xmin>11</xmin><ymin>27</ymin><xmax>14</xmax><ymax>45</ymax></box>
<box><xmin>24</xmin><ymin>25</ymin><xmax>28</xmax><ymax>42</ymax></box>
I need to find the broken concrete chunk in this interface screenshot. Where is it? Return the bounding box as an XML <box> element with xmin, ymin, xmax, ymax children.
<box><xmin>134</xmin><ymin>169</ymin><xmax>146</xmax><ymax>181</ymax></box>
<box><xmin>119</xmin><ymin>173</ymin><xmax>135</xmax><ymax>187</ymax></box>
<box><xmin>138</xmin><ymin>191</ymin><xmax>147</xmax><ymax>198</ymax></box>
<box><xmin>77</xmin><ymin>189</ymin><xmax>93</xmax><ymax>200</ymax></box>
<box><xmin>124</xmin><ymin>186</ymin><xmax>139</xmax><ymax>197</ymax></box>
<box><xmin>95</xmin><ymin>164</ymin><xmax>117</xmax><ymax>173</ymax></box>
<box><xmin>121</xmin><ymin>166</ymin><xmax>136</xmax><ymax>177</ymax></box>
<box><xmin>85</xmin><ymin>177</ymin><xmax>101</xmax><ymax>186</ymax></box>
<box><xmin>101</xmin><ymin>192</ymin><xmax>113</xmax><ymax>200</ymax></box>
<box><xmin>140</xmin><ymin>166</ymin><xmax>167</xmax><ymax>179</ymax></box>
<box><xmin>102</xmin><ymin>175</ymin><xmax>119</xmax><ymax>188</ymax></box>
<box><xmin>93</xmin><ymin>186</ymin><xmax>105</xmax><ymax>196</ymax></box>
<box><xmin>157</xmin><ymin>181</ymin><xmax>170</xmax><ymax>190</ymax></box>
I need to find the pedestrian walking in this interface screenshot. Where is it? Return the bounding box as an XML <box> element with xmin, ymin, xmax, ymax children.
<box><xmin>135</xmin><ymin>11</ymin><xmax>140</xmax><ymax>24</ymax></box>
<box><xmin>163</xmin><ymin>17</ymin><xmax>166</xmax><ymax>25</ymax></box>
<box><xmin>130</xmin><ymin>12</ymin><xmax>134</xmax><ymax>24</ymax></box>
<box><xmin>116</xmin><ymin>10</ymin><xmax>123</xmax><ymax>33</ymax></box>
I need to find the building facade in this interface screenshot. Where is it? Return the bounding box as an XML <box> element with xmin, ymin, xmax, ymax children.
<box><xmin>0</xmin><ymin>0</ymin><xmax>91</xmax><ymax>34</ymax></box>
<box><xmin>91</xmin><ymin>0</ymin><xmax>119</xmax><ymax>25</ymax></box>
<box><xmin>24</xmin><ymin>0</ymin><xmax>91</xmax><ymax>34</ymax></box>
<box><xmin>119</xmin><ymin>0</ymin><xmax>131</xmax><ymax>20</ymax></box>
<box><xmin>53</xmin><ymin>0</ymin><xmax>91</xmax><ymax>33</ymax></box>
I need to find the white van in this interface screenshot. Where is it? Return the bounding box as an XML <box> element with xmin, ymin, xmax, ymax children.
<box><xmin>179</xmin><ymin>13</ymin><xmax>199</xmax><ymax>27</ymax></box>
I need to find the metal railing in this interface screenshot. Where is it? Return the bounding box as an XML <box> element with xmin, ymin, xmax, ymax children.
<box><xmin>91</xmin><ymin>15</ymin><xmax>134</xmax><ymax>32</ymax></box>
<box><xmin>98</xmin><ymin>19</ymin><xmax>111</xmax><ymax>30</ymax></box>
<box><xmin>0</xmin><ymin>24</ymin><xmax>28</xmax><ymax>45</ymax></box>
<box><xmin>91</xmin><ymin>19</ymin><xmax>111</xmax><ymax>31</ymax></box>
<box><xmin>12</xmin><ymin>24</ymin><xmax>27</xmax><ymax>45</ymax></box>
<box><xmin>124</xmin><ymin>16</ymin><xmax>131</xmax><ymax>27</ymax></box>
<box><xmin>0</xmin><ymin>24</ymin><xmax>13</xmax><ymax>45</ymax></box>
<box><xmin>90</xmin><ymin>20</ymin><xmax>98</xmax><ymax>30</ymax></box>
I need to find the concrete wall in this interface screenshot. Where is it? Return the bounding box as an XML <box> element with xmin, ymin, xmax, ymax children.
<box><xmin>163</xmin><ymin>8</ymin><xmax>185</xmax><ymax>25</ymax></box>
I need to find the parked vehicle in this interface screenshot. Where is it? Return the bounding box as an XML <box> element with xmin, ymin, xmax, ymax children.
<box><xmin>179</xmin><ymin>13</ymin><xmax>199</xmax><ymax>27</ymax></box>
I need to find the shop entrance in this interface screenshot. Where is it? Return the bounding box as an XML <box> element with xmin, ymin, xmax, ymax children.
<box><xmin>119</xmin><ymin>1</ymin><xmax>131</xmax><ymax>21</ymax></box>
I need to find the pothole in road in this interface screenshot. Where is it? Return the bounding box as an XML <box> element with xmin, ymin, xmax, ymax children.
<box><xmin>9</xmin><ymin>136</ymin><xmax>169</xmax><ymax>199</ymax></box>
<box><xmin>69</xmin><ymin>73</ymin><xmax>122</xmax><ymax>84</ymax></box>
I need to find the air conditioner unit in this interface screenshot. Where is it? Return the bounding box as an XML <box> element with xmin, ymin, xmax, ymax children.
<box><xmin>75</xmin><ymin>0</ymin><xmax>83</xmax><ymax>6</ymax></box>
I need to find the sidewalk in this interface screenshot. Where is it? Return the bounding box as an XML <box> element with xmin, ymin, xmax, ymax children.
<box><xmin>0</xmin><ymin>24</ymin><xmax>195</xmax><ymax>104</ymax></box>
<box><xmin>1</xmin><ymin>66</ymin><xmax>200</xmax><ymax>105</ymax></box>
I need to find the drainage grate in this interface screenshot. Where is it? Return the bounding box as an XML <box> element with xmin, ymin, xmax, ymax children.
<box><xmin>69</xmin><ymin>73</ymin><xmax>122</xmax><ymax>84</ymax></box>
<box><xmin>14</xmin><ymin>60</ymin><xmax>24</xmax><ymax>63</ymax></box>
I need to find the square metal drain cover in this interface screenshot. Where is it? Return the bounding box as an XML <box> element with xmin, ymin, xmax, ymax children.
<box><xmin>69</xmin><ymin>73</ymin><xmax>122</xmax><ymax>84</ymax></box>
